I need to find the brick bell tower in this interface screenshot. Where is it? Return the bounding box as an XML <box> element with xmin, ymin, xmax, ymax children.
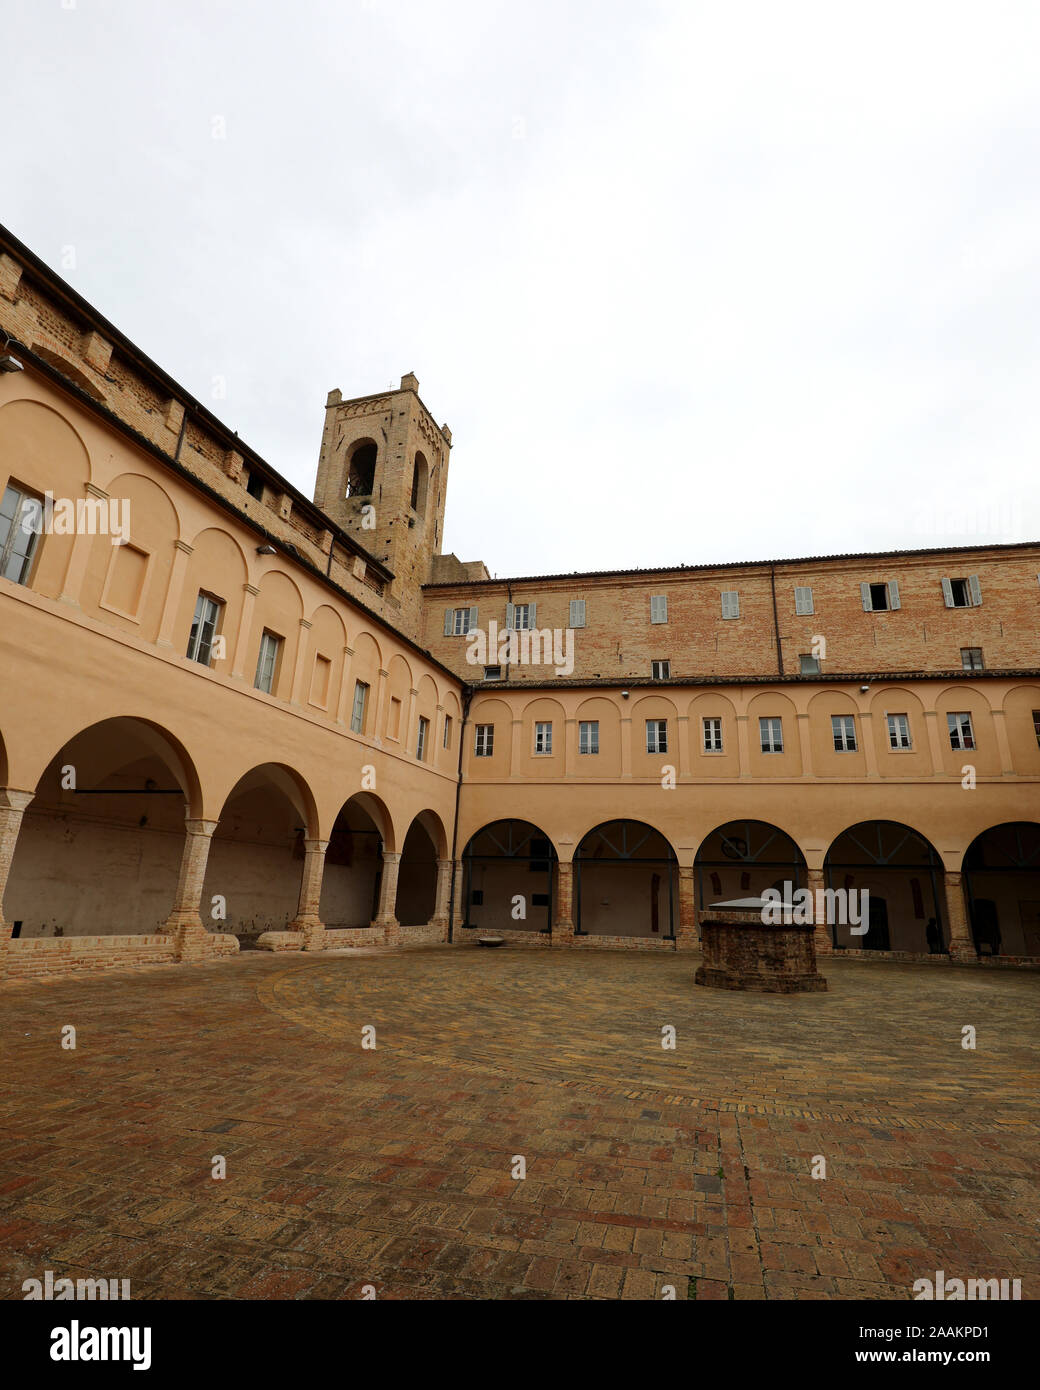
<box><xmin>313</xmin><ymin>373</ymin><xmax>452</xmax><ymax>616</ymax></box>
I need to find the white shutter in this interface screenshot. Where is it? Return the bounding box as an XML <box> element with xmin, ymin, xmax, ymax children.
<box><xmin>650</xmin><ymin>595</ymin><xmax>667</xmax><ymax>623</ymax></box>
<box><xmin>941</xmin><ymin>578</ymin><xmax>954</xmax><ymax>608</ymax></box>
<box><xmin>721</xmin><ymin>590</ymin><xmax>740</xmax><ymax>619</ymax></box>
<box><xmin>888</xmin><ymin>580</ymin><xmax>900</xmax><ymax>610</ymax></box>
<box><xmin>569</xmin><ymin>599</ymin><xmax>586</xmax><ymax>628</ymax></box>
<box><xmin>505</xmin><ymin>602</ymin><xmax>515</xmax><ymax>630</ymax></box>
<box><xmin>968</xmin><ymin>574</ymin><xmax>982</xmax><ymax>606</ymax></box>
<box><xmin>443</xmin><ymin>608</ymin><xmax>453</xmax><ymax>636</ymax></box>
<box><xmin>528</xmin><ymin>601</ymin><xmax>537</xmax><ymax>627</ymax></box>
<box><xmin>861</xmin><ymin>582</ymin><xmax>872</xmax><ymax>611</ymax></box>
<box><xmin>794</xmin><ymin>585</ymin><xmax>814</xmax><ymax>615</ymax></box>
<box><xmin>468</xmin><ymin>606</ymin><xmax>478</xmax><ymax>631</ymax></box>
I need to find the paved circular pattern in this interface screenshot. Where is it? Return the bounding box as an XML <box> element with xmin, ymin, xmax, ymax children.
<box><xmin>256</xmin><ymin>948</ymin><xmax>1040</xmax><ymax>1126</ymax></box>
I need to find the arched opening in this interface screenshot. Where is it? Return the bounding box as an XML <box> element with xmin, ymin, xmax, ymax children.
<box><xmin>575</xmin><ymin>820</ymin><xmax>678</xmax><ymax>938</ymax></box>
<box><xmin>963</xmin><ymin>822</ymin><xmax>1040</xmax><ymax>957</ymax></box>
<box><xmin>346</xmin><ymin>440</ymin><xmax>377</xmax><ymax>498</ymax></box>
<box><xmin>396</xmin><ymin>812</ymin><xmax>443</xmax><ymax>925</ymax></box>
<box><xmin>695</xmin><ymin>820</ymin><xmax>805</xmax><ymax>911</ymax></box>
<box><xmin>461</xmin><ymin>819</ymin><xmax>556</xmax><ymax>934</ymax></box>
<box><xmin>319</xmin><ymin>792</ymin><xmax>392</xmax><ymax>932</ymax></box>
<box><xmin>410</xmin><ymin>451</ymin><xmax>429</xmax><ymax>517</ymax></box>
<box><xmin>6</xmin><ymin>717</ymin><xmax>199</xmax><ymax>938</ymax></box>
<box><xmin>824</xmin><ymin>820</ymin><xmax>944</xmax><ymax>953</ymax></box>
<box><xmin>202</xmin><ymin>764</ymin><xmax>316</xmax><ymax>946</ymax></box>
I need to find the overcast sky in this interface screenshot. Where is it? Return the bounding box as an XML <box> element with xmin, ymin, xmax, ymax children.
<box><xmin>6</xmin><ymin>1</ymin><xmax>1039</xmax><ymax>577</ymax></box>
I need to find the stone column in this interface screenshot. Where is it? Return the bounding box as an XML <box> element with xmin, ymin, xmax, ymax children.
<box><xmin>736</xmin><ymin>714</ymin><xmax>751</xmax><ymax>779</ymax></box>
<box><xmin>157</xmin><ymin>539</ymin><xmax>193</xmax><ymax>648</ymax></box>
<box><xmin>0</xmin><ymin>789</ymin><xmax>34</xmax><ymax>941</ymax></box>
<box><xmin>428</xmin><ymin>858</ymin><xmax>453</xmax><ymax>940</ymax></box>
<box><xmin>373</xmin><ymin>850</ymin><xmax>402</xmax><ymax>945</ymax></box>
<box><xmin>405</xmin><ymin>687</ymin><xmax>418</xmax><ymax>757</ymax></box>
<box><xmin>289</xmin><ymin>838</ymin><xmax>328</xmax><ymax>950</ymax></box>
<box><xmin>231</xmin><ymin>583</ymin><xmax>259</xmax><ymax>679</ymax></box>
<box><xmin>923</xmin><ymin>709</ymin><xmax>946</xmax><ymax>774</ymax></box>
<box><xmin>676</xmin><ymin>865</ymin><xmax>698</xmax><ymax>950</ymax></box>
<box><xmin>450</xmin><ymin>860</ymin><xmax>466</xmax><ymax>935</ymax></box>
<box><xmin>563</xmin><ymin>718</ymin><xmax>577</xmax><ymax>777</ymax></box>
<box><xmin>510</xmin><ymin>718</ymin><xmax>524</xmax><ymax>773</ymax></box>
<box><xmin>859</xmin><ymin>710</ymin><xmax>878</xmax><ymax>778</ymax></box>
<box><xmin>990</xmin><ymin>709</ymin><xmax>1015</xmax><ymax>775</ymax></box>
<box><xmin>796</xmin><ymin>712</ymin><xmax>814</xmax><ymax>778</ymax></box>
<box><xmin>58</xmin><ymin>483</ymin><xmax>108</xmax><ymax>606</ymax></box>
<box><xmin>552</xmin><ymin>861</ymin><xmax>575</xmax><ymax>945</ymax></box>
<box><xmin>164</xmin><ymin>818</ymin><xmax>219</xmax><ymax>961</ymax></box>
<box><xmin>807</xmin><ymin>867</ymin><xmax>833</xmax><ymax>955</ymax></box>
<box><xmin>290</xmin><ymin>619</ymin><xmax>313</xmax><ymax>705</ymax></box>
<box><xmin>676</xmin><ymin>716</ymin><xmax>691</xmax><ymax>779</ymax></box>
<box><xmin>336</xmin><ymin>646</ymin><xmax>356</xmax><ymax>726</ymax></box>
<box><xmin>943</xmin><ymin>871</ymin><xmax>977</xmax><ymax>961</ymax></box>
<box><xmin>373</xmin><ymin>669</ymin><xmax>389</xmax><ymax>743</ymax></box>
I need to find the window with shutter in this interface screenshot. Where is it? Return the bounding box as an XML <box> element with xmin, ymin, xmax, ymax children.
<box><xmin>968</xmin><ymin>574</ymin><xmax>982</xmax><ymax>606</ymax></box>
<box><xmin>650</xmin><ymin>595</ymin><xmax>668</xmax><ymax>624</ymax></box>
<box><xmin>887</xmin><ymin>580</ymin><xmax>900</xmax><ymax>610</ymax></box>
<box><xmin>569</xmin><ymin>599</ymin><xmax>586</xmax><ymax>628</ymax></box>
<box><xmin>721</xmin><ymin>591</ymin><xmax>740</xmax><ymax>619</ymax></box>
<box><xmin>794</xmin><ymin>586</ymin><xmax>814</xmax><ymax>615</ymax></box>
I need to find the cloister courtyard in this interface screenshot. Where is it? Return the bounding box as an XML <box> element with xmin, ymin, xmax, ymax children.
<box><xmin>0</xmin><ymin>946</ymin><xmax>1037</xmax><ymax>1301</ymax></box>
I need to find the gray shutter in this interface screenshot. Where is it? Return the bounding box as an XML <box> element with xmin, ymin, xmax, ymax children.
<box><xmin>569</xmin><ymin>598</ymin><xmax>586</xmax><ymax>627</ymax></box>
<box><xmin>794</xmin><ymin>585</ymin><xmax>813</xmax><ymax>615</ymax></box>
<box><xmin>721</xmin><ymin>590</ymin><xmax>740</xmax><ymax>619</ymax></box>
<box><xmin>941</xmin><ymin>578</ymin><xmax>954</xmax><ymax>608</ymax></box>
<box><xmin>505</xmin><ymin>602</ymin><xmax>515</xmax><ymax>630</ymax></box>
<box><xmin>861</xmin><ymin>582</ymin><xmax>872</xmax><ymax>611</ymax></box>
<box><xmin>443</xmin><ymin>607</ymin><xmax>453</xmax><ymax>636</ymax></box>
<box><xmin>528</xmin><ymin>601</ymin><xmax>537</xmax><ymax>627</ymax></box>
<box><xmin>888</xmin><ymin>580</ymin><xmax>900</xmax><ymax>610</ymax></box>
<box><xmin>468</xmin><ymin>606</ymin><xmax>478</xmax><ymax>631</ymax></box>
<box><xmin>968</xmin><ymin>574</ymin><xmax>982</xmax><ymax>606</ymax></box>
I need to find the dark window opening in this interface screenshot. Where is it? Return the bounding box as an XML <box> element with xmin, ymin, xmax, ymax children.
<box><xmin>347</xmin><ymin>442</ymin><xmax>377</xmax><ymax>497</ymax></box>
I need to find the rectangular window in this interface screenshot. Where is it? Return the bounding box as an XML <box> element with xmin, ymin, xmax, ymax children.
<box><xmin>446</xmin><ymin>606</ymin><xmax>476</xmax><ymax>635</ymax></box>
<box><xmin>650</xmin><ymin>594</ymin><xmax>668</xmax><ymax>624</ymax></box>
<box><xmin>187</xmin><ymin>592</ymin><xmax>223</xmax><ymax>665</ymax></box>
<box><xmin>862</xmin><ymin>580</ymin><xmax>900</xmax><ymax>611</ymax></box>
<box><xmin>350</xmin><ymin>681</ymin><xmax>369</xmax><ymax>734</ymax></box>
<box><xmin>387</xmin><ymin>696</ymin><xmax>402</xmax><ymax>739</ymax></box>
<box><xmin>703</xmin><ymin>717</ymin><xmax>723</xmax><ymax>752</ymax></box>
<box><xmin>512</xmin><ymin>603</ymin><xmax>531</xmax><ymax>630</ymax></box>
<box><xmin>961</xmin><ymin>647</ymin><xmax>984</xmax><ymax>671</ymax></box>
<box><xmin>646</xmin><ymin>719</ymin><xmax>668</xmax><ymax>754</ymax></box>
<box><xmin>483</xmin><ymin>666</ymin><xmax>502</xmax><ymax>681</ymax></box>
<box><xmin>474</xmin><ymin>724</ymin><xmax>494</xmax><ymax>757</ymax></box>
<box><xmin>759</xmin><ymin>717</ymin><xmax>783</xmax><ymax>753</ymax></box>
<box><xmin>794</xmin><ymin>585</ymin><xmax>814</xmax><ymax>615</ymax></box>
<box><xmin>254</xmin><ymin>630</ymin><xmax>281</xmax><ymax>693</ymax></box>
<box><xmin>579</xmin><ymin>720</ymin><xmax>599</xmax><ymax>755</ymax></box>
<box><xmin>831</xmin><ymin>714</ymin><xmax>857</xmax><ymax>752</ymax></box>
<box><xmin>651</xmin><ymin>659</ymin><xmax>670</xmax><ymax>679</ymax></box>
<box><xmin>443</xmin><ymin>713</ymin><xmax>452</xmax><ymax>749</ymax></box>
<box><xmin>569</xmin><ymin>598</ymin><xmax>586</xmax><ymax>628</ymax></box>
<box><xmin>0</xmin><ymin>484</ymin><xmax>42</xmax><ymax>586</ymax></box>
<box><xmin>534</xmin><ymin>721</ymin><xmax>553</xmax><ymax>755</ymax></box>
<box><xmin>416</xmin><ymin>716</ymin><xmax>429</xmax><ymax>761</ymax></box>
<box><xmin>947</xmin><ymin>711</ymin><xmax>975</xmax><ymax>751</ymax></box>
<box><xmin>720</xmin><ymin>590</ymin><xmax>740</xmax><ymax>619</ymax></box>
<box><xmin>1033</xmin><ymin>710</ymin><xmax>1040</xmax><ymax>749</ymax></box>
<box><xmin>799</xmin><ymin>654</ymin><xmax>821</xmax><ymax>675</ymax></box>
<box><xmin>887</xmin><ymin>713</ymin><xmax>912</xmax><ymax>750</ymax></box>
<box><xmin>942</xmin><ymin>575</ymin><xmax>982</xmax><ymax>608</ymax></box>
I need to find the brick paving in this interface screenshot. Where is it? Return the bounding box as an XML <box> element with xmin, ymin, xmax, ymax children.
<box><xmin>0</xmin><ymin>947</ymin><xmax>1037</xmax><ymax>1300</ymax></box>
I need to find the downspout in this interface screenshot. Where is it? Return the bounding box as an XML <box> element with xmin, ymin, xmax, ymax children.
<box><xmin>446</xmin><ymin>686</ymin><xmax>472</xmax><ymax>943</ymax></box>
<box><xmin>504</xmin><ymin>580</ymin><xmax>514</xmax><ymax>682</ymax></box>
<box><xmin>770</xmin><ymin>564</ymin><xmax>783</xmax><ymax>675</ymax></box>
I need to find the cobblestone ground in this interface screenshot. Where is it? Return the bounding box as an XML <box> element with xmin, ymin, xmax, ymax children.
<box><xmin>0</xmin><ymin>947</ymin><xmax>1037</xmax><ymax>1300</ymax></box>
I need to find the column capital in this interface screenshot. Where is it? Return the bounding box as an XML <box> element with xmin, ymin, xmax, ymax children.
<box><xmin>0</xmin><ymin>789</ymin><xmax>35</xmax><ymax>813</ymax></box>
<box><xmin>243</xmin><ymin>583</ymin><xmax>260</xmax><ymax>596</ymax></box>
<box><xmin>173</xmin><ymin>539</ymin><xmax>193</xmax><ymax>556</ymax></box>
<box><xmin>185</xmin><ymin>818</ymin><xmax>219</xmax><ymax>837</ymax></box>
<box><xmin>85</xmin><ymin>482</ymin><xmax>110</xmax><ymax>501</ymax></box>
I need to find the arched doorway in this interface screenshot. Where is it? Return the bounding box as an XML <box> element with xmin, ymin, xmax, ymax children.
<box><xmin>202</xmin><ymin>764</ymin><xmax>317</xmax><ymax>945</ymax></box>
<box><xmin>963</xmin><ymin>823</ymin><xmax>1040</xmax><ymax>957</ymax></box>
<box><xmin>824</xmin><ymin>820</ymin><xmax>944</xmax><ymax>953</ymax></box>
<box><xmin>396</xmin><ymin>810</ymin><xmax>446</xmax><ymax>926</ymax></box>
<box><xmin>5</xmin><ymin>717</ymin><xmax>200</xmax><ymax>938</ymax></box>
<box><xmin>461</xmin><ymin>820</ymin><xmax>556</xmax><ymax>934</ymax></box>
<box><xmin>574</xmin><ymin>820</ymin><xmax>678</xmax><ymax>938</ymax></box>
<box><xmin>320</xmin><ymin>792</ymin><xmax>393</xmax><ymax>932</ymax></box>
<box><xmin>694</xmin><ymin>820</ymin><xmax>805</xmax><ymax>911</ymax></box>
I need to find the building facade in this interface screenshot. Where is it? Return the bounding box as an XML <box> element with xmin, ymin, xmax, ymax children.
<box><xmin>1</xmin><ymin>221</ymin><xmax>1038</xmax><ymax>980</ymax></box>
